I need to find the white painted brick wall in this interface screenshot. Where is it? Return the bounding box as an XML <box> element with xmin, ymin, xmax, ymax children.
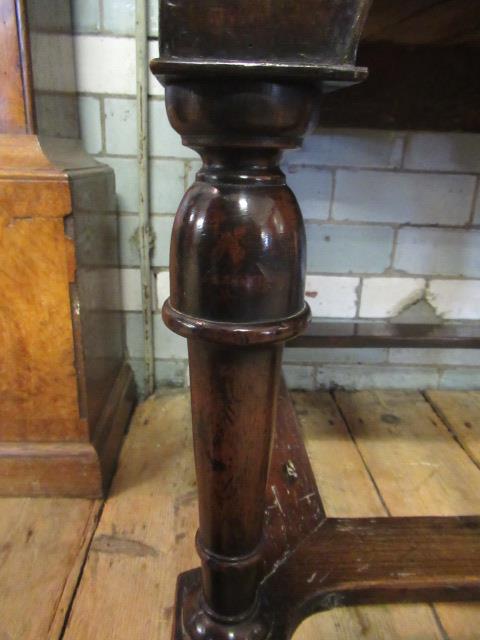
<box><xmin>71</xmin><ymin>2</ymin><xmax>480</xmax><ymax>394</ymax></box>
<box><xmin>74</xmin><ymin>36</ymin><xmax>162</xmax><ymax>96</ymax></box>
<box><xmin>305</xmin><ymin>275</ymin><xmax>359</xmax><ymax>318</ymax></box>
<box><xmin>395</xmin><ymin>229</ymin><xmax>480</xmax><ymax>277</ymax></box>
<box><xmin>104</xmin><ymin>97</ymin><xmax>198</xmax><ymax>159</ymax></box>
<box><xmin>404</xmin><ymin>133</ymin><xmax>480</xmax><ymax>173</ymax></box>
<box><xmin>150</xmin><ymin>159</ymin><xmax>186</xmax><ymax>213</ymax></box>
<box><xmin>150</xmin><ymin>102</ymin><xmax>199</xmax><ymax>159</ymax></box>
<box><xmin>71</xmin><ymin>0</ymin><xmax>100</xmax><ymax>33</ymax></box>
<box><xmin>389</xmin><ymin>349</ymin><xmax>480</xmax><ymax>366</ymax></box>
<box><xmin>74</xmin><ymin>36</ymin><xmax>136</xmax><ymax>94</ymax></box>
<box><xmin>102</xmin><ymin>0</ymin><xmax>158</xmax><ymax>36</ymax></box>
<box><xmin>305</xmin><ymin>223</ymin><xmax>394</xmax><ymax>274</ymax></box>
<box><xmin>427</xmin><ymin>280</ymin><xmax>480</xmax><ymax>319</ymax></box>
<box><xmin>333</xmin><ymin>170</ymin><xmax>475</xmax><ymax>225</ymax></box>
<box><xmin>474</xmin><ymin>187</ymin><xmax>480</xmax><ymax>222</ymax></box>
<box><xmin>283</xmin><ymin>365</ymin><xmax>316</xmax><ymax>391</ymax></box>
<box><xmin>284</xmin><ymin>167</ymin><xmax>332</xmax><ymax>221</ymax></box>
<box><xmin>78</xmin><ymin>96</ymin><xmax>102</xmax><ymax>154</ymax></box>
<box><xmin>156</xmin><ymin>270</ymin><xmax>169</xmax><ymax>307</ymax></box>
<box><xmin>104</xmin><ymin>98</ymin><xmax>136</xmax><ymax>155</ymax></box>
<box><xmin>285</xmin><ymin>129</ymin><xmax>404</xmax><ymax>169</ymax></box>
<box><xmin>360</xmin><ymin>278</ymin><xmax>426</xmax><ymax>318</ymax></box>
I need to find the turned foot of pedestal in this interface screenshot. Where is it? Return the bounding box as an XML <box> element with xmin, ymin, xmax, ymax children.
<box><xmin>174</xmin><ymin>570</ymin><xmax>271</xmax><ymax>640</ymax></box>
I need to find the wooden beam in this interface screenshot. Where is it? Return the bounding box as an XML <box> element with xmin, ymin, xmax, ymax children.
<box><xmin>263</xmin><ymin>516</ymin><xmax>480</xmax><ymax>637</ymax></box>
<box><xmin>287</xmin><ymin>321</ymin><xmax>480</xmax><ymax>349</ymax></box>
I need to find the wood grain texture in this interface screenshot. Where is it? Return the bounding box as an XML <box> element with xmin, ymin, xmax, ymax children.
<box><xmin>0</xmin><ymin>0</ymin><xmax>28</xmax><ymax>134</ymax></box>
<box><xmin>288</xmin><ymin>321</ymin><xmax>480</xmax><ymax>350</ymax></box>
<box><xmin>155</xmin><ymin>0</ymin><xmax>478</xmax><ymax>625</ymax></box>
<box><xmin>0</xmin><ymin>363</ymin><xmax>135</xmax><ymax>497</ymax></box>
<box><xmin>161</xmin><ymin>74</ymin><xmax>314</xmax><ymax>635</ymax></box>
<box><xmin>155</xmin><ymin>0</ymin><xmax>479</xmax><ymax>624</ymax></box>
<box><xmin>424</xmin><ymin>390</ymin><xmax>480</xmax><ymax>638</ymax></box>
<box><xmin>426</xmin><ymin>390</ymin><xmax>480</xmax><ymax>468</ymax></box>
<box><xmin>263</xmin><ymin>383</ymin><xmax>325</xmax><ymax>574</ymax></box>
<box><xmin>0</xmin><ymin>6</ymin><xmax>133</xmax><ymax>496</ymax></box>
<box><xmin>311</xmin><ymin>0</ymin><xmax>480</xmax><ymax>131</ymax></box>
<box><xmin>334</xmin><ymin>390</ymin><xmax>480</xmax><ymax>638</ymax></box>
<box><xmin>0</xmin><ymin>137</ymin><xmax>133</xmax><ymax>495</ymax></box>
<box><xmin>0</xmin><ymin>442</ymin><xmax>101</xmax><ymax>497</ymax></box>
<box><xmin>335</xmin><ymin>390</ymin><xmax>480</xmax><ymax>516</ymax></box>
<box><xmin>293</xmin><ymin>391</ymin><xmax>443</xmax><ymax>639</ymax></box>
<box><xmin>61</xmin><ymin>389</ymin><xmax>480</xmax><ymax>640</ymax></box>
<box><xmin>0</xmin><ymin>135</ymin><xmax>71</xmax><ymax>217</ymax></box>
<box><xmin>264</xmin><ymin>514</ymin><xmax>480</xmax><ymax>638</ymax></box>
<box><xmin>292</xmin><ymin>392</ymin><xmax>387</xmax><ymax>518</ymax></box>
<box><xmin>63</xmin><ymin>392</ymin><xmax>198</xmax><ymax>640</ymax></box>
<box><xmin>172</xmin><ymin>395</ymin><xmax>480</xmax><ymax>637</ymax></box>
<box><xmin>0</xmin><ymin>497</ymin><xmax>100</xmax><ymax>640</ymax></box>
<box><xmin>0</xmin><ymin>214</ymin><xmax>81</xmax><ymax>442</ymax></box>
<box><xmin>158</xmin><ymin>0</ymin><xmax>371</xmax><ymax>68</ymax></box>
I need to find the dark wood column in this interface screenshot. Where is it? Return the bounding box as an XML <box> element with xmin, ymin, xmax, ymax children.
<box><xmin>150</xmin><ymin>3</ymin><xmax>480</xmax><ymax>639</ymax></box>
<box><xmin>151</xmin><ymin>1</ymin><xmax>372</xmax><ymax>637</ymax></box>
<box><xmin>161</xmin><ymin>80</ymin><xmax>313</xmax><ymax>637</ymax></box>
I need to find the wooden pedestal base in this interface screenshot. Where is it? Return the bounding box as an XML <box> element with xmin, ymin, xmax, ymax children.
<box><xmin>172</xmin><ymin>384</ymin><xmax>480</xmax><ymax>639</ymax></box>
<box><xmin>174</xmin><ymin>572</ymin><xmax>271</xmax><ymax>640</ymax></box>
<box><xmin>150</xmin><ymin>33</ymin><xmax>480</xmax><ymax>635</ymax></box>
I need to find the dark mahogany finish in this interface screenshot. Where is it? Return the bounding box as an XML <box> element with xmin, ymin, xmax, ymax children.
<box><xmin>159</xmin><ymin>0</ymin><xmax>370</xmax><ymax>67</ymax></box>
<box><xmin>160</xmin><ymin>78</ymin><xmax>313</xmax><ymax>637</ymax></box>
<box><xmin>175</xmin><ymin>512</ymin><xmax>480</xmax><ymax>639</ymax></box>
<box><xmin>170</xmin><ymin>384</ymin><xmax>480</xmax><ymax>639</ymax></box>
<box><xmin>152</xmin><ymin>0</ymin><xmax>371</xmax><ymax>85</ymax></box>
<box><xmin>288</xmin><ymin>320</ymin><xmax>480</xmax><ymax>349</ymax></box>
<box><xmin>151</xmin><ymin>1</ymin><xmax>480</xmax><ymax>638</ymax></box>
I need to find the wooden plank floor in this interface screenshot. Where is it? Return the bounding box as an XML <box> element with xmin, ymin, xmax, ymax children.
<box><xmin>0</xmin><ymin>497</ymin><xmax>101</xmax><ymax>639</ymax></box>
<box><xmin>1</xmin><ymin>388</ymin><xmax>480</xmax><ymax>639</ymax></box>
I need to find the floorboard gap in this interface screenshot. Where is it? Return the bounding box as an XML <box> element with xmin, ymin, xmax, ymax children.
<box><xmin>430</xmin><ymin>604</ymin><xmax>452</xmax><ymax>640</ymax></box>
<box><xmin>58</xmin><ymin>500</ymin><xmax>106</xmax><ymax>639</ymax></box>
<box><xmin>330</xmin><ymin>390</ymin><xmax>392</xmax><ymax>517</ymax></box>
<box><xmin>422</xmin><ymin>390</ymin><xmax>480</xmax><ymax>473</ymax></box>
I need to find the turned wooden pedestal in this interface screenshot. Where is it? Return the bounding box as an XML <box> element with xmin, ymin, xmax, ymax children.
<box><xmin>150</xmin><ymin>1</ymin><xmax>480</xmax><ymax>637</ymax></box>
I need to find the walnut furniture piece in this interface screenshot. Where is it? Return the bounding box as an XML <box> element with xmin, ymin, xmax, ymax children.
<box><xmin>0</xmin><ymin>0</ymin><xmax>135</xmax><ymax>497</ymax></box>
<box><xmin>151</xmin><ymin>1</ymin><xmax>480</xmax><ymax>638</ymax></box>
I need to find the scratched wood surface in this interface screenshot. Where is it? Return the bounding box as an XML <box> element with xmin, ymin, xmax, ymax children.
<box><xmin>293</xmin><ymin>391</ymin><xmax>445</xmax><ymax>639</ymax></box>
<box><xmin>62</xmin><ymin>388</ymin><xmax>480</xmax><ymax>639</ymax></box>
<box><xmin>3</xmin><ymin>388</ymin><xmax>480</xmax><ymax>638</ymax></box>
<box><xmin>329</xmin><ymin>390</ymin><xmax>480</xmax><ymax>640</ymax></box>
